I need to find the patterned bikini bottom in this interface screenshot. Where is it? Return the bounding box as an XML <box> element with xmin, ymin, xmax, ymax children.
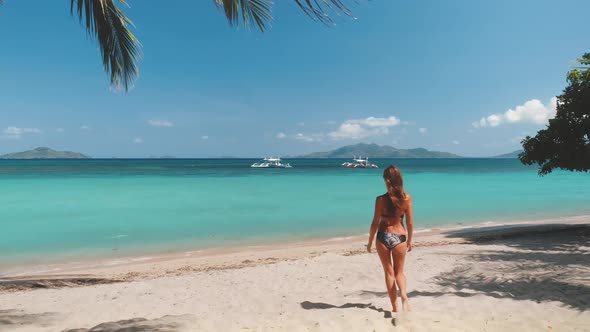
<box><xmin>376</xmin><ymin>231</ymin><xmax>407</xmax><ymax>249</ymax></box>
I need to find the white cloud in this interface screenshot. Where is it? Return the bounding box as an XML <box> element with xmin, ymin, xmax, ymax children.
<box><xmin>80</xmin><ymin>125</ymin><xmax>92</xmax><ymax>131</ymax></box>
<box><xmin>56</xmin><ymin>128</ymin><xmax>65</xmax><ymax>133</ymax></box>
<box><xmin>473</xmin><ymin>97</ymin><xmax>557</xmax><ymax>128</ymax></box>
<box><xmin>353</xmin><ymin>116</ymin><xmax>401</xmax><ymax>127</ymax></box>
<box><xmin>327</xmin><ymin>116</ymin><xmax>401</xmax><ymax>140</ymax></box>
<box><xmin>419</xmin><ymin>127</ymin><xmax>427</xmax><ymax>134</ymax></box>
<box><xmin>3</xmin><ymin>127</ymin><xmax>42</xmax><ymax>135</ymax></box>
<box><xmin>278</xmin><ymin>132</ymin><xmax>323</xmax><ymax>142</ymax></box>
<box><xmin>148</xmin><ymin>119</ymin><xmax>174</xmax><ymax>127</ymax></box>
<box><xmin>201</xmin><ymin>135</ymin><xmax>209</xmax><ymax>140</ymax></box>
<box><xmin>295</xmin><ymin>133</ymin><xmax>312</xmax><ymax>142</ymax></box>
<box><xmin>2</xmin><ymin>127</ymin><xmax>42</xmax><ymax>139</ymax></box>
<box><xmin>328</xmin><ymin>123</ymin><xmax>367</xmax><ymax>140</ymax></box>
<box><xmin>294</xmin><ymin>133</ymin><xmax>324</xmax><ymax>142</ymax></box>
<box><xmin>133</xmin><ymin>137</ymin><xmax>143</xmax><ymax>144</ymax></box>
<box><xmin>452</xmin><ymin>140</ymin><xmax>460</xmax><ymax>145</ymax></box>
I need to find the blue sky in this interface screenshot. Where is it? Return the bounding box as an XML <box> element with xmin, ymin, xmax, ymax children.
<box><xmin>0</xmin><ymin>0</ymin><xmax>588</xmax><ymax>157</ymax></box>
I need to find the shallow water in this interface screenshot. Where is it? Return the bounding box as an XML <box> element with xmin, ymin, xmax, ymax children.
<box><xmin>0</xmin><ymin>158</ymin><xmax>588</xmax><ymax>264</ymax></box>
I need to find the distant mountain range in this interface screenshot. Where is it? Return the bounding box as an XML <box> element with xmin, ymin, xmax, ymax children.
<box><xmin>0</xmin><ymin>147</ymin><xmax>90</xmax><ymax>159</ymax></box>
<box><xmin>297</xmin><ymin>143</ymin><xmax>462</xmax><ymax>158</ymax></box>
<box><xmin>492</xmin><ymin>150</ymin><xmax>522</xmax><ymax>158</ymax></box>
<box><xmin>0</xmin><ymin>145</ymin><xmax>522</xmax><ymax>159</ymax></box>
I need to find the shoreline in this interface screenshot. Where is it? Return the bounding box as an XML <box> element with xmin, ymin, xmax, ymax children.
<box><xmin>1</xmin><ymin>214</ymin><xmax>588</xmax><ymax>282</ymax></box>
<box><xmin>1</xmin><ymin>218</ymin><xmax>588</xmax><ymax>331</ymax></box>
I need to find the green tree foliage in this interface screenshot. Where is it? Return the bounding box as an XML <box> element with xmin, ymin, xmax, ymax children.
<box><xmin>519</xmin><ymin>54</ymin><xmax>590</xmax><ymax>175</ymax></box>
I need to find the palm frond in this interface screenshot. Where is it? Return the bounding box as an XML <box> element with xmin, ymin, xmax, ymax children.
<box><xmin>71</xmin><ymin>0</ymin><xmax>141</xmax><ymax>91</ymax></box>
<box><xmin>214</xmin><ymin>0</ymin><xmax>273</xmax><ymax>32</ymax></box>
<box><xmin>214</xmin><ymin>0</ymin><xmax>353</xmax><ymax>31</ymax></box>
<box><xmin>293</xmin><ymin>0</ymin><xmax>353</xmax><ymax>24</ymax></box>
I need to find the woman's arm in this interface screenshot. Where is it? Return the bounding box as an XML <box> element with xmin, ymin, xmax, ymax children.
<box><xmin>367</xmin><ymin>197</ymin><xmax>381</xmax><ymax>253</ymax></box>
<box><xmin>405</xmin><ymin>195</ymin><xmax>414</xmax><ymax>252</ymax></box>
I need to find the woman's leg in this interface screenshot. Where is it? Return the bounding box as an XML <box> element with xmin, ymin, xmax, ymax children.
<box><xmin>392</xmin><ymin>242</ymin><xmax>411</xmax><ymax>312</ymax></box>
<box><xmin>376</xmin><ymin>241</ymin><xmax>398</xmax><ymax>311</ymax></box>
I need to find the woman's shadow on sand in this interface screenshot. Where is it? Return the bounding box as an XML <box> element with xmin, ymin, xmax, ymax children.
<box><xmin>301</xmin><ymin>224</ymin><xmax>590</xmax><ymax>321</ymax></box>
<box><xmin>300</xmin><ymin>301</ymin><xmax>393</xmax><ymax>319</ymax></box>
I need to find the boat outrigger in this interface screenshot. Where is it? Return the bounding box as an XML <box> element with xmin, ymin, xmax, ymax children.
<box><xmin>341</xmin><ymin>156</ymin><xmax>378</xmax><ymax>168</ymax></box>
<box><xmin>251</xmin><ymin>157</ymin><xmax>293</xmax><ymax>168</ymax></box>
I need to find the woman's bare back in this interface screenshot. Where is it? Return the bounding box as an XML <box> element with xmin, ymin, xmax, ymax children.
<box><xmin>378</xmin><ymin>193</ymin><xmax>410</xmax><ymax>234</ymax></box>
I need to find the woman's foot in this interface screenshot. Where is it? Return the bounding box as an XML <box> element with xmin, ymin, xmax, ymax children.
<box><xmin>401</xmin><ymin>297</ymin><xmax>411</xmax><ymax>312</ymax></box>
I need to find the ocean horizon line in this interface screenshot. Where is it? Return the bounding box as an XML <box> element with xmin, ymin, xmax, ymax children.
<box><xmin>0</xmin><ymin>156</ymin><xmax>513</xmax><ymax>160</ymax></box>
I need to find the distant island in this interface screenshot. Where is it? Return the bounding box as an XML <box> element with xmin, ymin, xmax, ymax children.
<box><xmin>148</xmin><ymin>155</ymin><xmax>177</xmax><ymax>159</ymax></box>
<box><xmin>297</xmin><ymin>143</ymin><xmax>462</xmax><ymax>158</ymax></box>
<box><xmin>0</xmin><ymin>147</ymin><xmax>91</xmax><ymax>159</ymax></box>
<box><xmin>492</xmin><ymin>150</ymin><xmax>523</xmax><ymax>158</ymax></box>
<box><xmin>0</xmin><ymin>145</ymin><xmax>523</xmax><ymax>159</ymax></box>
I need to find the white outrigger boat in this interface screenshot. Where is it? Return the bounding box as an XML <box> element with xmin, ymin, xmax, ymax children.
<box><xmin>251</xmin><ymin>157</ymin><xmax>293</xmax><ymax>168</ymax></box>
<box><xmin>342</xmin><ymin>156</ymin><xmax>378</xmax><ymax>168</ymax></box>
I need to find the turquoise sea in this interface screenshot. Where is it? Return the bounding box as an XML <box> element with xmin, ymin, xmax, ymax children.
<box><xmin>0</xmin><ymin>158</ymin><xmax>588</xmax><ymax>266</ymax></box>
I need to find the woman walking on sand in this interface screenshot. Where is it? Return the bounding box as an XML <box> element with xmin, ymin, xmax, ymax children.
<box><xmin>367</xmin><ymin>165</ymin><xmax>413</xmax><ymax>312</ymax></box>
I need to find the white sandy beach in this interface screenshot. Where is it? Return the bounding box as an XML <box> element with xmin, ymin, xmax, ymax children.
<box><xmin>1</xmin><ymin>219</ymin><xmax>589</xmax><ymax>332</ymax></box>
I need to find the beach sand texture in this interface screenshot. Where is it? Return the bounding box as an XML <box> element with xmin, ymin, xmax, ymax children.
<box><xmin>1</xmin><ymin>222</ymin><xmax>589</xmax><ymax>331</ymax></box>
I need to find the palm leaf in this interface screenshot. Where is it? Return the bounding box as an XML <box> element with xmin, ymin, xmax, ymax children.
<box><xmin>214</xmin><ymin>0</ymin><xmax>353</xmax><ymax>31</ymax></box>
<box><xmin>71</xmin><ymin>0</ymin><xmax>141</xmax><ymax>91</ymax></box>
<box><xmin>214</xmin><ymin>0</ymin><xmax>273</xmax><ymax>32</ymax></box>
<box><xmin>293</xmin><ymin>0</ymin><xmax>353</xmax><ymax>24</ymax></box>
